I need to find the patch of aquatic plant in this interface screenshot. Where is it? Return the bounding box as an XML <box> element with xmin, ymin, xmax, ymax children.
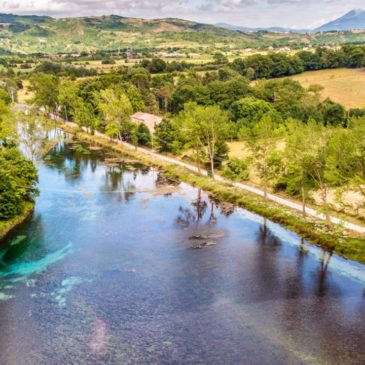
<box><xmin>52</xmin><ymin>276</ymin><xmax>91</xmax><ymax>308</ymax></box>
<box><xmin>44</xmin><ymin>152</ymin><xmax>65</xmax><ymax>160</ymax></box>
<box><xmin>74</xmin><ymin>144</ymin><xmax>92</xmax><ymax>155</ymax></box>
<box><xmin>0</xmin><ymin>242</ymin><xmax>74</xmax><ymax>283</ymax></box>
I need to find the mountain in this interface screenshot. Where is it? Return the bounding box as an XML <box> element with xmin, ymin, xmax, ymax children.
<box><xmin>316</xmin><ymin>9</ymin><xmax>365</xmax><ymax>31</ymax></box>
<box><xmin>216</xmin><ymin>23</ymin><xmax>309</xmax><ymax>34</ymax></box>
<box><xmin>1</xmin><ymin>13</ymin><xmax>365</xmax><ymax>54</ymax></box>
<box><xmin>0</xmin><ymin>13</ymin><xmax>258</xmax><ymax>54</ymax></box>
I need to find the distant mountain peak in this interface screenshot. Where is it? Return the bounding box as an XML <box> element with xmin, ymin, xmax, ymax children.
<box><xmin>348</xmin><ymin>9</ymin><xmax>364</xmax><ymax>15</ymax></box>
<box><xmin>316</xmin><ymin>9</ymin><xmax>365</xmax><ymax>31</ymax></box>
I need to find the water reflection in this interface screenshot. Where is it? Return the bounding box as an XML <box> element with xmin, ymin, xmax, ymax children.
<box><xmin>0</xmin><ymin>135</ymin><xmax>363</xmax><ymax>365</ymax></box>
<box><xmin>316</xmin><ymin>251</ymin><xmax>333</xmax><ymax>297</ymax></box>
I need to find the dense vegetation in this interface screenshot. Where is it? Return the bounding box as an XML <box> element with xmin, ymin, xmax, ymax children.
<box><xmin>231</xmin><ymin>45</ymin><xmax>365</xmax><ymax>79</ymax></box>
<box><xmin>0</xmin><ymin>88</ymin><xmax>38</xmax><ymax>221</ymax></box>
<box><xmin>24</xmin><ymin>50</ymin><xmax>365</xmax><ymax>221</ymax></box>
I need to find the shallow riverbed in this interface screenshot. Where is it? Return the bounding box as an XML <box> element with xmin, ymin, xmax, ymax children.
<box><xmin>0</xmin><ymin>136</ymin><xmax>364</xmax><ymax>365</ymax></box>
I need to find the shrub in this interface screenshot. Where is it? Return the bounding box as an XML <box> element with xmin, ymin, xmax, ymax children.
<box><xmin>222</xmin><ymin>157</ymin><xmax>250</xmax><ymax>181</ymax></box>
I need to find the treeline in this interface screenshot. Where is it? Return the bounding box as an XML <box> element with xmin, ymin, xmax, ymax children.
<box><xmin>230</xmin><ymin>45</ymin><xmax>365</xmax><ymax>79</ymax></box>
<box><xmin>133</xmin><ymin>45</ymin><xmax>365</xmax><ymax>80</ymax></box>
<box><xmin>7</xmin><ymin>44</ymin><xmax>365</xmax><ymax>83</ymax></box>
<box><xmin>34</xmin><ymin>61</ymin><xmax>98</xmax><ymax>78</ymax></box>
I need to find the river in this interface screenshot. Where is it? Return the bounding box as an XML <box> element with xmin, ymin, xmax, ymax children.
<box><xmin>0</xmin><ymin>134</ymin><xmax>364</xmax><ymax>365</ymax></box>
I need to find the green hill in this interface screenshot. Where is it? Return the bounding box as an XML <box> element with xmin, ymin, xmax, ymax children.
<box><xmin>1</xmin><ymin>13</ymin><xmax>365</xmax><ymax>54</ymax></box>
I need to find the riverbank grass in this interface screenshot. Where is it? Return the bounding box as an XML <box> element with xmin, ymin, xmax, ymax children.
<box><xmin>60</xmin><ymin>125</ymin><xmax>365</xmax><ymax>264</ymax></box>
<box><xmin>0</xmin><ymin>202</ymin><xmax>34</xmax><ymax>240</ymax></box>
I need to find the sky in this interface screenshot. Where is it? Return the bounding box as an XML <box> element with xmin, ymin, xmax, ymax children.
<box><xmin>1</xmin><ymin>0</ymin><xmax>365</xmax><ymax>29</ymax></box>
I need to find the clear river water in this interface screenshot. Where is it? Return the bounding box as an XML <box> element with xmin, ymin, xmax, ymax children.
<box><xmin>0</xmin><ymin>134</ymin><xmax>364</xmax><ymax>365</ymax></box>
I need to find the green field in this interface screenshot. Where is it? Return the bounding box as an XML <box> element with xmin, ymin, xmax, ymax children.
<box><xmin>288</xmin><ymin>68</ymin><xmax>365</xmax><ymax>109</ymax></box>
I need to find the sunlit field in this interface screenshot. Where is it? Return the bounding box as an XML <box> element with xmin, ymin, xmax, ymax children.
<box><xmin>288</xmin><ymin>68</ymin><xmax>365</xmax><ymax>109</ymax></box>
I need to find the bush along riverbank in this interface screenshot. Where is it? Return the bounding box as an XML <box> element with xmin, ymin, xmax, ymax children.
<box><xmin>0</xmin><ymin>202</ymin><xmax>34</xmax><ymax>241</ymax></box>
<box><xmin>60</xmin><ymin>124</ymin><xmax>365</xmax><ymax>264</ymax></box>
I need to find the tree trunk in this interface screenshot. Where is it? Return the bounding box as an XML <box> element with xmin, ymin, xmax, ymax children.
<box><xmin>196</xmin><ymin>146</ymin><xmax>201</xmax><ymax>175</ymax></box>
<box><xmin>210</xmin><ymin>154</ymin><xmax>215</xmax><ymax>178</ymax></box>
<box><xmin>263</xmin><ymin>159</ymin><xmax>268</xmax><ymax>200</ymax></box>
<box><xmin>301</xmin><ymin>180</ymin><xmax>306</xmax><ymax>218</ymax></box>
<box><xmin>322</xmin><ymin>185</ymin><xmax>331</xmax><ymax>225</ymax></box>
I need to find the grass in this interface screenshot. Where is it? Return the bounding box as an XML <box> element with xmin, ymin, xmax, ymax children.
<box><xmin>288</xmin><ymin>68</ymin><xmax>365</xmax><ymax>109</ymax></box>
<box><xmin>0</xmin><ymin>202</ymin><xmax>34</xmax><ymax>240</ymax></box>
<box><xmin>227</xmin><ymin>141</ymin><xmax>250</xmax><ymax>159</ymax></box>
<box><xmin>60</xmin><ymin>124</ymin><xmax>365</xmax><ymax>264</ymax></box>
<box><xmin>17</xmin><ymin>80</ymin><xmax>33</xmax><ymax>104</ymax></box>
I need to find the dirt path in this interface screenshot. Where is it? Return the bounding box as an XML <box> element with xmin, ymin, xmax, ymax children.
<box><xmin>54</xmin><ymin>115</ymin><xmax>365</xmax><ymax>235</ymax></box>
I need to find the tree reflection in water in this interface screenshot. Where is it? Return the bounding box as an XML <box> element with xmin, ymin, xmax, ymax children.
<box><xmin>316</xmin><ymin>250</ymin><xmax>333</xmax><ymax>297</ymax></box>
<box><xmin>45</xmin><ymin>140</ymin><xmax>101</xmax><ymax>183</ymax></box>
<box><xmin>101</xmin><ymin>162</ymin><xmax>147</xmax><ymax>203</ymax></box>
<box><xmin>176</xmin><ymin>189</ymin><xmax>208</xmax><ymax>227</ymax></box>
<box><xmin>257</xmin><ymin>218</ymin><xmax>281</xmax><ymax>248</ymax></box>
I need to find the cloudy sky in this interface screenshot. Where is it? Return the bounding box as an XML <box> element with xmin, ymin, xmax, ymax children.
<box><xmin>1</xmin><ymin>0</ymin><xmax>365</xmax><ymax>29</ymax></box>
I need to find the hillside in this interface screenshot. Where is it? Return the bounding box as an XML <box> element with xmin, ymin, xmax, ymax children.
<box><xmin>2</xmin><ymin>13</ymin><xmax>365</xmax><ymax>54</ymax></box>
<box><xmin>0</xmin><ymin>13</ymin><xmax>261</xmax><ymax>54</ymax></box>
<box><xmin>316</xmin><ymin>9</ymin><xmax>365</xmax><ymax>31</ymax></box>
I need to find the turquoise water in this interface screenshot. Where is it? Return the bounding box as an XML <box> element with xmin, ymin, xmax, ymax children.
<box><xmin>0</xmin><ymin>136</ymin><xmax>364</xmax><ymax>364</ymax></box>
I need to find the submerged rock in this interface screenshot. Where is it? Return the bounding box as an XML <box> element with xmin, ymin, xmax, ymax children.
<box><xmin>191</xmin><ymin>241</ymin><xmax>216</xmax><ymax>249</ymax></box>
<box><xmin>189</xmin><ymin>232</ymin><xmax>225</xmax><ymax>240</ymax></box>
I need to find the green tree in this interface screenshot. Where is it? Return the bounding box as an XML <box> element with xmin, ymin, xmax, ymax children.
<box><xmin>0</xmin><ymin>99</ymin><xmax>15</xmax><ymax>146</ymax></box>
<box><xmin>154</xmin><ymin>118</ymin><xmax>183</xmax><ymax>153</ymax></box>
<box><xmin>281</xmin><ymin>119</ymin><xmax>317</xmax><ymax>216</ymax></box>
<box><xmin>178</xmin><ymin>103</ymin><xmax>230</xmax><ymax>177</ymax></box>
<box><xmin>0</xmin><ymin>88</ymin><xmax>12</xmax><ymax>105</ymax></box>
<box><xmin>305</xmin><ymin>125</ymin><xmax>333</xmax><ymax>223</ymax></box>
<box><xmin>0</xmin><ymin>148</ymin><xmax>38</xmax><ymax>219</ymax></box>
<box><xmin>136</xmin><ymin>123</ymin><xmax>151</xmax><ymax>146</ymax></box>
<box><xmin>321</xmin><ymin>99</ymin><xmax>346</xmax><ymax>126</ymax></box>
<box><xmin>29</xmin><ymin>73</ymin><xmax>60</xmax><ymax>114</ymax></box>
<box><xmin>95</xmin><ymin>89</ymin><xmax>133</xmax><ymax>140</ymax></box>
<box><xmin>246</xmin><ymin>113</ymin><xmax>281</xmax><ymax>199</ymax></box>
<box><xmin>73</xmin><ymin>100</ymin><xmax>99</xmax><ymax>133</ymax></box>
<box><xmin>58</xmin><ymin>80</ymin><xmax>81</xmax><ymax>121</ymax></box>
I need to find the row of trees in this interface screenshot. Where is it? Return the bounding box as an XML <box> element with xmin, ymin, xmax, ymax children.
<box><xmin>155</xmin><ymin>108</ymin><xmax>365</xmax><ymax>220</ymax></box>
<box><xmin>231</xmin><ymin>45</ymin><xmax>365</xmax><ymax>80</ymax></box>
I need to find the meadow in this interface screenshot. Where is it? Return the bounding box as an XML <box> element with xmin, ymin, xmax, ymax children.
<box><xmin>288</xmin><ymin>68</ymin><xmax>365</xmax><ymax>109</ymax></box>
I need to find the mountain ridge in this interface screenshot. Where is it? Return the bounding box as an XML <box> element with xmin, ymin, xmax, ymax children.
<box><xmin>216</xmin><ymin>23</ymin><xmax>309</xmax><ymax>34</ymax></box>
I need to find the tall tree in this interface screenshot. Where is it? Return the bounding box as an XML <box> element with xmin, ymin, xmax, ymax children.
<box><xmin>95</xmin><ymin>89</ymin><xmax>133</xmax><ymax>140</ymax></box>
<box><xmin>246</xmin><ymin>113</ymin><xmax>281</xmax><ymax>199</ymax></box>
<box><xmin>178</xmin><ymin>103</ymin><xmax>229</xmax><ymax>177</ymax></box>
<box><xmin>305</xmin><ymin>125</ymin><xmax>333</xmax><ymax>224</ymax></box>
<box><xmin>29</xmin><ymin>73</ymin><xmax>60</xmax><ymax>114</ymax></box>
<box><xmin>282</xmin><ymin>119</ymin><xmax>317</xmax><ymax>217</ymax></box>
<box><xmin>58</xmin><ymin>80</ymin><xmax>81</xmax><ymax>121</ymax></box>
